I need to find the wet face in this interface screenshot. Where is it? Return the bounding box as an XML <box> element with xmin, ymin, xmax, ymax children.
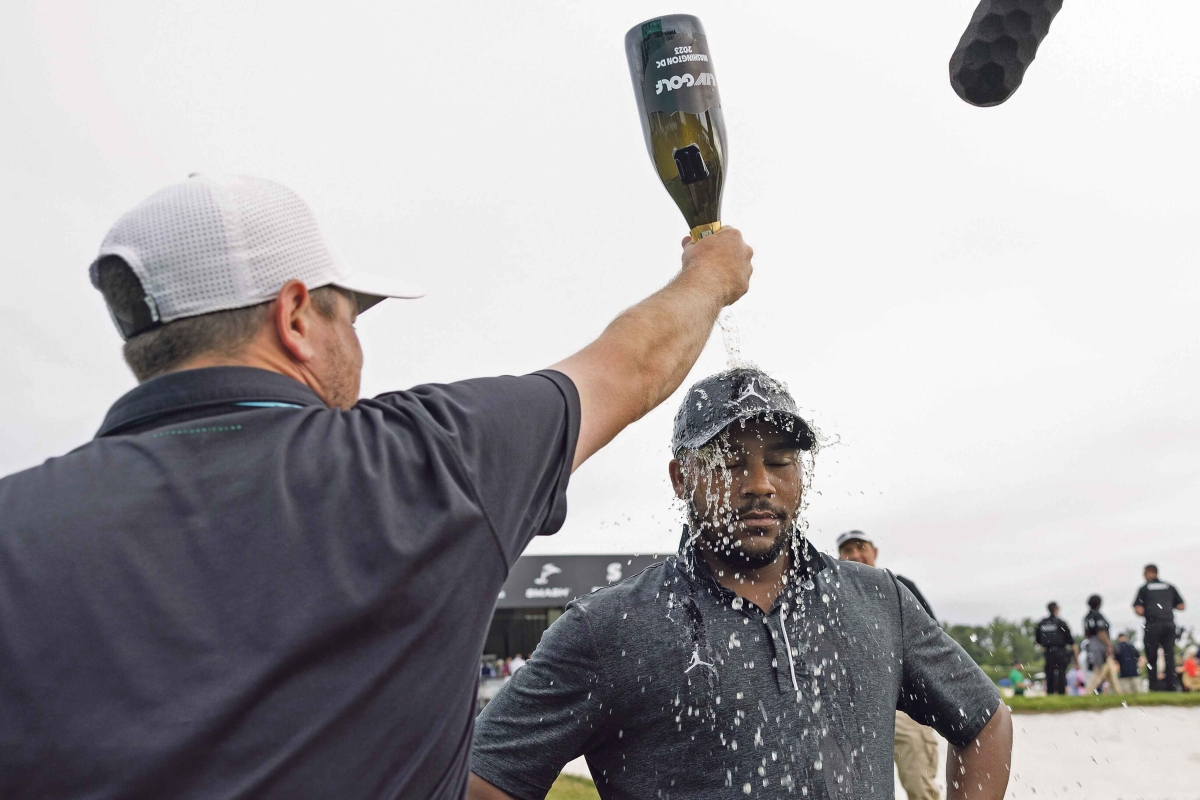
<box><xmin>670</xmin><ymin>417</ymin><xmax>804</xmax><ymax>571</ymax></box>
<box><xmin>308</xmin><ymin>290</ymin><xmax>363</xmax><ymax>409</ymax></box>
<box><xmin>838</xmin><ymin>539</ymin><xmax>877</xmax><ymax>568</ymax></box>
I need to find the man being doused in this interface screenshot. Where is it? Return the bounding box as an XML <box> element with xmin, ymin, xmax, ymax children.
<box><xmin>469</xmin><ymin>368</ymin><xmax>1012</xmax><ymax>800</ymax></box>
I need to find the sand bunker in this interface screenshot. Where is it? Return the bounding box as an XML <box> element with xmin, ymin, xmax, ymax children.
<box><xmin>559</xmin><ymin>706</ymin><xmax>1200</xmax><ymax>798</ymax></box>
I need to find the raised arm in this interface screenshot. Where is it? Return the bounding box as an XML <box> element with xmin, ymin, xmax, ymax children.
<box><xmin>552</xmin><ymin>228</ymin><xmax>753</xmax><ymax>471</ymax></box>
<box><xmin>946</xmin><ymin>704</ymin><xmax>1013</xmax><ymax>800</ymax></box>
<box><xmin>468</xmin><ymin>774</ymin><xmax>518</xmax><ymax>800</ymax></box>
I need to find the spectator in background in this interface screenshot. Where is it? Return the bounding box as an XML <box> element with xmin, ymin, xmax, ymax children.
<box><xmin>1036</xmin><ymin>602</ymin><xmax>1077</xmax><ymax>695</ymax></box>
<box><xmin>1009</xmin><ymin>661</ymin><xmax>1028</xmax><ymax>697</ymax></box>
<box><xmin>1083</xmin><ymin>595</ymin><xmax>1121</xmax><ymax>695</ymax></box>
<box><xmin>1114</xmin><ymin>633</ymin><xmax>1142</xmax><ymax>695</ymax></box>
<box><xmin>836</xmin><ymin>531</ymin><xmax>935</xmax><ymax>617</ymax></box>
<box><xmin>508</xmin><ymin>654</ymin><xmax>526</xmax><ymax>673</ymax></box>
<box><xmin>1134</xmin><ymin>564</ymin><xmax>1186</xmax><ymax>691</ymax></box>
<box><xmin>836</xmin><ymin>530</ymin><xmax>940</xmax><ymax>800</ymax></box>
<box><xmin>1180</xmin><ymin>646</ymin><xmax>1200</xmax><ymax>693</ymax></box>
<box><xmin>1065</xmin><ymin>663</ymin><xmax>1082</xmax><ymax>696</ymax></box>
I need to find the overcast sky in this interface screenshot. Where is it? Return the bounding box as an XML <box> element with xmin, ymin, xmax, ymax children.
<box><xmin>3</xmin><ymin>0</ymin><xmax>1198</xmax><ymax>633</ymax></box>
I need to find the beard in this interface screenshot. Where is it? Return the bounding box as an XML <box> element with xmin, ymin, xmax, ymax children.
<box><xmin>692</xmin><ymin>498</ymin><xmax>794</xmax><ymax>571</ymax></box>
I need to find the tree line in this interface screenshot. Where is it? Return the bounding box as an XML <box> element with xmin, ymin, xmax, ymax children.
<box><xmin>942</xmin><ymin>617</ymin><xmax>1197</xmax><ymax>683</ymax></box>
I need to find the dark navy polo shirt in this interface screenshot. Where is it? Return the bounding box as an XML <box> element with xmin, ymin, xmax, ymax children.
<box><xmin>0</xmin><ymin>366</ymin><xmax>578</xmax><ymax>800</ymax></box>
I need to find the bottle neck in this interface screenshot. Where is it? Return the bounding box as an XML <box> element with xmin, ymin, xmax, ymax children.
<box><xmin>690</xmin><ymin>221</ymin><xmax>722</xmax><ymax>242</ymax></box>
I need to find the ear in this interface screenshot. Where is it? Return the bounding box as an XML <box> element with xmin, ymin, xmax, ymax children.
<box><xmin>272</xmin><ymin>280</ymin><xmax>317</xmax><ymax>364</ymax></box>
<box><xmin>668</xmin><ymin>459</ymin><xmax>688</xmax><ymax>499</ymax></box>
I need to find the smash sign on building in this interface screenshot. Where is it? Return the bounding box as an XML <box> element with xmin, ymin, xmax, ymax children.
<box><xmin>495</xmin><ymin>554</ymin><xmax>662</xmax><ymax>609</ymax></box>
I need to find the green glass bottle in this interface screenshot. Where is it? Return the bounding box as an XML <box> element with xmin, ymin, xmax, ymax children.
<box><xmin>625</xmin><ymin>15</ymin><xmax>727</xmax><ymax>241</ymax></box>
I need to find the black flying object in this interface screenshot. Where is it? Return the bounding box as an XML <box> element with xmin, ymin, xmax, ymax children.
<box><xmin>949</xmin><ymin>0</ymin><xmax>1064</xmax><ymax>107</ymax></box>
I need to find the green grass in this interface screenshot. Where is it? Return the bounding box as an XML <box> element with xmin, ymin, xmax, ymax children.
<box><xmin>546</xmin><ymin>774</ymin><xmax>601</xmax><ymax>800</ymax></box>
<box><xmin>1007</xmin><ymin>692</ymin><xmax>1200</xmax><ymax>714</ymax></box>
<box><xmin>981</xmin><ymin>664</ymin><xmax>1032</xmax><ymax>683</ymax></box>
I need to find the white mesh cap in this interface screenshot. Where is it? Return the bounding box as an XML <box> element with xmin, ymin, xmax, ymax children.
<box><xmin>89</xmin><ymin>174</ymin><xmax>424</xmax><ymax>333</ymax></box>
<box><xmin>835</xmin><ymin>530</ymin><xmax>876</xmax><ymax>550</ymax></box>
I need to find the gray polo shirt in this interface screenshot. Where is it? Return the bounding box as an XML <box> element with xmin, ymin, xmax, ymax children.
<box><xmin>0</xmin><ymin>366</ymin><xmax>578</xmax><ymax>800</ymax></box>
<box><xmin>473</xmin><ymin>538</ymin><xmax>999</xmax><ymax>799</ymax></box>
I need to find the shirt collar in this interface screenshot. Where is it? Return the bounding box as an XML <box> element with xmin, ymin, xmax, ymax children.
<box><xmin>97</xmin><ymin>367</ymin><xmax>326</xmax><ymax>438</ymax></box>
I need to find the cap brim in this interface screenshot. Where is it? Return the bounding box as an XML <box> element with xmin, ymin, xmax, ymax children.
<box><xmin>676</xmin><ymin>409</ymin><xmax>815</xmax><ymax>455</ymax></box>
<box><xmin>836</xmin><ymin>534</ymin><xmax>876</xmax><ymax>551</ymax></box>
<box><xmin>331</xmin><ymin>271</ymin><xmax>426</xmax><ymax>313</ymax></box>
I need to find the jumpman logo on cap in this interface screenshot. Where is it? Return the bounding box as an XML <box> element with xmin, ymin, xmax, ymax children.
<box><xmin>733</xmin><ymin>378</ymin><xmax>771</xmax><ymax>407</ymax></box>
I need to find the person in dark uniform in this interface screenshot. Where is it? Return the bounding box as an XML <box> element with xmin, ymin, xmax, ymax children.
<box><xmin>1134</xmin><ymin>564</ymin><xmax>1186</xmax><ymax>691</ymax></box>
<box><xmin>1035</xmin><ymin>602</ymin><xmax>1077</xmax><ymax>695</ymax></box>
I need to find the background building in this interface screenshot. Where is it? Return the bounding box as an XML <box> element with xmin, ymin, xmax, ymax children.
<box><xmin>484</xmin><ymin>554</ymin><xmax>661</xmax><ymax>659</ymax></box>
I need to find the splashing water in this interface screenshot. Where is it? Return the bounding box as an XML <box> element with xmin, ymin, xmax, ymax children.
<box><xmin>659</xmin><ymin>365</ymin><xmax>872</xmax><ymax>797</ymax></box>
<box><xmin>717</xmin><ymin>309</ymin><xmax>752</xmax><ymax>369</ymax></box>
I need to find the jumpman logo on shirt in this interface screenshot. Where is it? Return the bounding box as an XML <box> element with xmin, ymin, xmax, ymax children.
<box><xmin>685</xmin><ymin>645</ymin><xmax>716</xmax><ymax>675</ymax></box>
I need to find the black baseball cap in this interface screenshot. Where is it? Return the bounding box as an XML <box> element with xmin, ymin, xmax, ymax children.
<box><xmin>671</xmin><ymin>367</ymin><xmax>815</xmax><ymax>456</ymax></box>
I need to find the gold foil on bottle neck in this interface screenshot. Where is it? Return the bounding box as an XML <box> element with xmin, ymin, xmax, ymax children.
<box><xmin>690</xmin><ymin>221</ymin><xmax>722</xmax><ymax>242</ymax></box>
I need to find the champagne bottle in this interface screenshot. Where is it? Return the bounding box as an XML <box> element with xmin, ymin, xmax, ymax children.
<box><xmin>625</xmin><ymin>15</ymin><xmax>727</xmax><ymax>242</ymax></box>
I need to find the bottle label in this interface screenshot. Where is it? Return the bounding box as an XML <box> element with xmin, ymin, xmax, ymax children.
<box><xmin>641</xmin><ymin>31</ymin><xmax>720</xmax><ymax>116</ymax></box>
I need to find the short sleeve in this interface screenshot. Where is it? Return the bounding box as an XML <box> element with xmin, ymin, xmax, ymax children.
<box><xmin>1174</xmin><ymin>586</ymin><xmax>1186</xmax><ymax>607</ymax></box>
<box><xmin>1134</xmin><ymin>587</ymin><xmax>1146</xmax><ymax>608</ymax></box>
<box><xmin>892</xmin><ymin>575</ymin><xmax>1000</xmax><ymax>747</ymax></box>
<box><xmin>472</xmin><ymin>606</ymin><xmax>610</xmax><ymax>800</ymax></box>
<box><xmin>371</xmin><ymin>370</ymin><xmax>579</xmax><ymax>565</ymax></box>
<box><xmin>1061</xmin><ymin>621</ymin><xmax>1075</xmax><ymax>645</ymax></box>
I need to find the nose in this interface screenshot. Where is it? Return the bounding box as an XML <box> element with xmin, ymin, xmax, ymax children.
<box><xmin>739</xmin><ymin>458</ymin><xmax>775</xmax><ymax>498</ymax></box>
